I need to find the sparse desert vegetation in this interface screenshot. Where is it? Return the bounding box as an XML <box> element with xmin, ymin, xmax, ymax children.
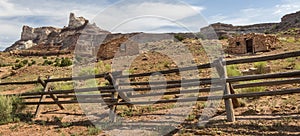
<box><xmin>0</xmin><ymin>9</ymin><xmax>300</xmax><ymax>136</ymax></box>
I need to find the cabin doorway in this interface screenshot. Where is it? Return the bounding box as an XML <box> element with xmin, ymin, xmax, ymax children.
<box><xmin>246</xmin><ymin>39</ymin><xmax>253</xmax><ymax>53</ymax></box>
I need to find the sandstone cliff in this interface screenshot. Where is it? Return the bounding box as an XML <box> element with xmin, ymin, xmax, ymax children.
<box><xmin>5</xmin><ymin>13</ymin><xmax>110</xmax><ymax>52</ymax></box>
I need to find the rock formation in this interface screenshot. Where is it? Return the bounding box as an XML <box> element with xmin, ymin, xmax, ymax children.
<box><xmin>5</xmin><ymin>13</ymin><xmax>110</xmax><ymax>52</ymax></box>
<box><xmin>200</xmin><ymin>10</ymin><xmax>300</xmax><ymax>38</ymax></box>
<box><xmin>200</xmin><ymin>22</ymin><xmax>277</xmax><ymax>38</ymax></box>
<box><xmin>270</xmin><ymin>11</ymin><xmax>300</xmax><ymax>32</ymax></box>
<box><xmin>5</xmin><ymin>12</ymin><xmax>199</xmax><ymax>59</ymax></box>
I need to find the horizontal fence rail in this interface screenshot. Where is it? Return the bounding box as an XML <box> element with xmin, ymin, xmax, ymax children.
<box><xmin>22</xmin><ymin>87</ymin><xmax>300</xmax><ymax>106</ymax></box>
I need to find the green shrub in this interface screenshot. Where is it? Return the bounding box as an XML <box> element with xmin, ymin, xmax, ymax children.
<box><xmin>240</xmin><ymin>86</ymin><xmax>266</xmax><ymax>93</ymax></box>
<box><xmin>13</xmin><ymin>63</ymin><xmax>24</xmax><ymax>70</ymax></box>
<box><xmin>0</xmin><ymin>95</ymin><xmax>24</xmax><ymax>124</ymax></box>
<box><xmin>286</xmin><ymin>58</ymin><xmax>295</xmax><ymax>63</ymax></box>
<box><xmin>295</xmin><ymin>63</ymin><xmax>300</xmax><ymax>70</ymax></box>
<box><xmin>174</xmin><ymin>34</ymin><xmax>185</xmax><ymax>41</ymax></box>
<box><xmin>238</xmin><ymin>80</ymin><xmax>266</xmax><ymax>94</ymax></box>
<box><xmin>79</xmin><ymin>67</ymin><xmax>99</xmax><ymax>76</ymax></box>
<box><xmin>43</xmin><ymin>56</ymin><xmax>47</xmax><ymax>59</ymax></box>
<box><xmin>59</xmin><ymin>58</ymin><xmax>72</xmax><ymax>67</ymax></box>
<box><xmin>87</xmin><ymin>126</ymin><xmax>101</xmax><ymax>135</ymax></box>
<box><xmin>0</xmin><ymin>63</ymin><xmax>11</xmax><ymax>67</ymax></box>
<box><xmin>15</xmin><ymin>59</ymin><xmax>20</xmax><ymax>63</ymax></box>
<box><xmin>219</xmin><ymin>35</ymin><xmax>227</xmax><ymax>40</ymax></box>
<box><xmin>53</xmin><ymin>58</ymin><xmax>60</xmax><ymax>66</ymax></box>
<box><xmin>0</xmin><ymin>96</ymin><xmax>12</xmax><ymax>124</ymax></box>
<box><xmin>30</xmin><ymin>85</ymin><xmax>44</xmax><ymax>92</ymax></box>
<box><xmin>42</xmin><ymin>60</ymin><xmax>53</xmax><ymax>66</ymax></box>
<box><xmin>31</xmin><ymin>60</ymin><xmax>36</xmax><ymax>65</ymax></box>
<box><xmin>54</xmin><ymin>82</ymin><xmax>74</xmax><ymax>90</ymax></box>
<box><xmin>254</xmin><ymin>62</ymin><xmax>267</xmax><ymax>74</ymax></box>
<box><xmin>96</xmin><ymin>61</ymin><xmax>111</xmax><ymax>73</ymax></box>
<box><xmin>226</xmin><ymin>65</ymin><xmax>241</xmax><ymax>77</ymax></box>
<box><xmin>27</xmin><ymin>60</ymin><xmax>36</xmax><ymax>67</ymax></box>
<box><xmin>21</xmin><ymin>60</ymin><xmax>28</xmax><ymax>65</ymax></box>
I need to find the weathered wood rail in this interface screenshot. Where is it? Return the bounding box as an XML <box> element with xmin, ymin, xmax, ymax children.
<box><xmin>1</xmin><ymin>50</ymin><xmax>300</xmax><ymax>122</ymax></box>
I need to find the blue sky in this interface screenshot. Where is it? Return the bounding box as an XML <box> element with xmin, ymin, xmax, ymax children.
<box><xmin>0</xmin><ymin>0</ymin><xmax>299</xmax><ymax>50</ymax></box>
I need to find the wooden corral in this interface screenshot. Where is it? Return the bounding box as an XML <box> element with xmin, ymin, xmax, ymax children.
<box><xmin>2</xmin><ymin>50</ymin><xmax>300</xmax><ymax>123</ymax></box>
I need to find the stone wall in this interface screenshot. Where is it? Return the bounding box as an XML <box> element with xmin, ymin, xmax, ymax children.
<box><xmin>227</xmin><ymin>33</ymin><xmax>279</xmax><ymax>54</ymax></box>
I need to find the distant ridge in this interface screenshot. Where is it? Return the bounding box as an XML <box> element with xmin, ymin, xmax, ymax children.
<box><xmin>200</xmin><ymin>10</ymin><xmax>300</xmax><ymax>38</ymax></box>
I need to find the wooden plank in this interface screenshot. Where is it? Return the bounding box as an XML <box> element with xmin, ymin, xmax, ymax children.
<box><xmin>23</xmin><ymin>87</ymin><xmax>300</xmax><ymax>105</ymax></box>
<box><xmin>233</xmin><ymin>78</ymin><xmax>300</xmax><ymax>89</ymax></box>
<box><xmin>45</xmin><ymin>73</ymin><xmax>106</xmax><ymax>83</ymax></box>
<box><xmin>226</xmin><ymin>50</ymin><xmax>300</xmax><ymax>65</ymax></box>
<box><xmin>0</xmin><ymin>80</ymin><xmax>38</xmax><ymax>86</ymax></box>
<box><xmin>228</xmin><ymin>70</ymin><xmax>300</xmax><ymax>82</ymax></box>
<box><xmin>21</xmin><ymin>94</ymin><xmax>112</xmax><ymax>99</ymax></box>
<box><xmin>118</xmin><ymin>78</ymin><xmax>213</xmax><ymax>86</ymax></box>
<box><xmin>118</xmin><ymin>70</ymin><xmax>300</xmax><ymax>87</ymax></box>
<box><xmin>23</xmin><ymin>99</ymin><xmax>115</xmax><ymax>105</ymax></box>
<box><xmin>223</xmin><ymin>87</ymin><xmax>300</xmax><ymax>99</ymax></box>
<box><xmin>20</xmin><ymin>87</ymin><xmax>221</xmax><ymax>100</ymax></box>
<box><xmin>115</xmin><ymin>87</ymin><xmax>300</xmax><ymax>106</ymax></box>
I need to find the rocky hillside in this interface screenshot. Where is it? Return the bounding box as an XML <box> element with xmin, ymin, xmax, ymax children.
<box><xmin>200</xmin><ymin>22</ymin><xmax>277</xmax><ymax>38</ymax></box>
<box><xmin>4</xmin><ymin>13</ymin><xmax>110</xmax><ymax>52</ymax></box>
<box><xmin>270</xmin><ymin>11</ymin><xmax>300</xmax><ymax>32</ymax></box>
<box><xmin>200</xmin><ymin>10</ymin><xmax>300</xmax><ymax>38</ymax></box>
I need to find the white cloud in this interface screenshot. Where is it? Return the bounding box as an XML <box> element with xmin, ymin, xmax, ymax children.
<box><xmin>93</xmin><ymin>1</ymin><xmax>205</xmax><ymax>33</ymax></box>
<box><xmin>208</xmin><ymin>0</ymin><xmax>300</xmax><ymax>26</ymax></box>
<box><xmin>273</xmin><ymin>0</ymin><xmax>300</xmax><ymax>16</ymax></box>
<box><xmin>208</xmin><ymin>8</ymin><xmax>278</xmax><ymax>26</ymax></box>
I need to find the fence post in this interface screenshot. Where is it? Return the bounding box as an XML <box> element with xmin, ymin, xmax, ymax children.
<box><xmin>48</xmin><ymin>78</ymin><xmax>64</xmax><ymax>110</ymax></box>
<box><xmin>105</xmin><ymin>73</ymin><xmax>118</xmax><ymax>122</ymax></box>
<box><xmin>34</xmin><ymin>76</ymin><xmax>64</xmax><ymax>117</ymax></box>
<box><xmin>229</xmin><ymin>83</ymin><xmax>240</xmax><ymax>108</ymax></box>
<box><xmin>214</xmin><ymin>58</ymin><xmax>236</xmax><ymax>122</ymax></box>
<box><xmin>34</xmin><ymin>76</ymin><xmax>50</xmax><ymax>117</ymax></box>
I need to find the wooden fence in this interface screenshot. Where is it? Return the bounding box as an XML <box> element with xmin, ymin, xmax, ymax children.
<box><xmin>1</xmin><ymin>50</ymin><xmax>300</xmax><ymax>122</ymax></box>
